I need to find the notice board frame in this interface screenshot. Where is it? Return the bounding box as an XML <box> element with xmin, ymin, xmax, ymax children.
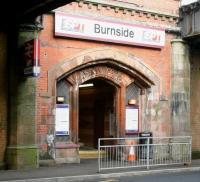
<box><xmin>55</xmin><ymin>104</ymin><xmax>69</xmax><ymax>136</ymax></box>
<box><xmin>125</xmin><ymin>105</ymin><xmax>139</xmax><ymax>134</ymax></box>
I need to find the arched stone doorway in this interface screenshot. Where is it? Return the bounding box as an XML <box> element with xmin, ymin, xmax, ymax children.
<box><xmin>50</xmin><ymin>47</ymin><xmax>163</xmax><ymax>163</ymax></box>
<box><xmin>64</xmin><ymin>64</ymin><xmax>135</xmax><ymax>144</ymax></box>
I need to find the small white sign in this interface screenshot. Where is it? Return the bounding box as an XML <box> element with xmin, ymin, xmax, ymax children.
<box><xmin>55</xmin><ymin>12</ymin><xmax>165</xmax><ymax>48</ymax></box>
<box><xmin>126</xmin><ymin>106</ymin><xmax>139</xmax><ymax>133</ymax></box>
<box><xmin>181</xmin><ymin>0</ymin><xmax>197</xmax><ymax>6</ymax></box>
<box><xmin>55</xmin><ymin>104</ymin><xmax>69</xmax><ymax>135</ymax></box>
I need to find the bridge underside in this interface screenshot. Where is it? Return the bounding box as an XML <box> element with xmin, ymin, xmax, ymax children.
<box><xmin>0</xmin><ymin>0</ymin><xmax>73</xmax><ymax>30</ymax></box>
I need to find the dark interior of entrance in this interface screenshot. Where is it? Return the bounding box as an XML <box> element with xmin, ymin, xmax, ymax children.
<box><xmin>79</xmin><ymin>79</ymin><xmax>116</xmax><ymax>149</ymax></box>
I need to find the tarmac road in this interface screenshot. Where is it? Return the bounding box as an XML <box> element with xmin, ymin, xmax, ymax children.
<box><xmin>82</xmin><ymin>171</ymin><xmax>200</xmax><ymax>182</ymax></box>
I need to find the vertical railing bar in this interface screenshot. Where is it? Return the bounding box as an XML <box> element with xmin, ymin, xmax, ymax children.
<box><xmin>176</xmin><ymin>143</ymin><xmax>177</xmax><ymax>164</ymax></box>
<box><xmin>156</xmin><ymin>145</ymin><xmax>158</xmax><ymax>165</ymax></box>
<box><xmin>121</xmin><ymin>145</ymin><xmax>123</xmax><ymax>168</ymax></box>
<box><xmin>183</xmin><ymin>144</ymin><xmax>185</xmax><ymax>163</ymax></box>
<box><xmin>116</xmin><ymin>145</ymin><xmax>118</xmax><ymax>168</ymax></box>
<box><xmin>136</xmin><ymin>144</ymin><xmax>138</xmax><ymax>166</ymax></box>
<box><xmin>183</xmin><ymin>143</ymin><xmax>184</xmax><ymax>163</ymax></box>
<box><xmin>118</xmin><ymin>145</ymin><xmax>120</xmax><ymax>168</ymax></box>
<box><xmin>170</xmin><ymin>142</ymin><xmax>172</xmax><ymax>164</ymax></box>
<box><xmin>142</xmin><ymin>145</ymin><xmax>144</xmax><ymax>166</ymax></box>
<box><xmin>189</xmin><ymin>137</ymin><xmax>192</xmax><ymax>164</ymax></box>
<box><xmin>111</xmin><ymin>146</ymin><xmax>112</xmax><ymax>168</ymax></box>
<box><xmin>162</xmin><ymin>145</ymin><xmax>164</xmax><ymax>165</ymax></box>
<box><xmin>183</xmin><ymin>143</ymin><xmax>185</xmax><ymax>163</ymax></box>
<box><xmin>108</xmin><ymin>146</ymin><xmax>110</xmax><ymax>168</ymax></box>
<box><xmin>102</xmin><ymin>146</ymin><xmax>104</xmax><ymax>169</ymax></box>
<box><xmin>163</xmin><ymin>144</ymin><xmax>165</xmax><ymax>165</ymax></box>
<box><xmin>186</xmin><ymin>143</ymin><xmax>188</xmax><ymax>162</ymax></box>
<box><xmin>113</xmin><ymin>146</ymin><xmax>115</xmax><ymax>168</ymax></box>
<box><xmin>110</xmin><ymin>146</ymin><xmax>111</xmax><ymax>168</ymax></box>
<box><xmin>160</xmin><ymin>144</ymin><xmax>162</xmax><ymax>165</ymax></box>
<box><xmin>143</xmin><ymin>145</ymin><xmax>145</xmax><ymax>166</ymax></box>
<box><xmin>147</xmin><ymin>137</ymin><xmax>149</xmax><ymax>169</ymax></box>
<box><xmin>112</xmin><ymin>145</ymin><xmax>114</xmax><ymax>167</ymax></box>
<box><xmin>123</xmin><ymin>145</ymin><xmax>124</xmax><ymax>168</ymax></box>
<box><xmin>106</xmin><ymin>147</ymin><xmax>107</xmax><ymax>169</ymax></box>
<box><xmin>104</xmin><ymin>146</ymin><xmax>106</xmax><ymax>169</ymax></box>
<box><xmin>109</xmin><ymin>147</ymin><xmax>111</xmax><ymax>168</ymax></box>
<box><xmin>120</xmin><ymin>145</ymin><xmax>122</xmax><ymax>168</ymax></box>
<box><xmin>106</xmin><ymin>146</ymin><xmax>108</xmax><ymax>169</ymax></box>
<box><xmin>185</xmin><ymin>143</ymin><xmax>187</xmax><ymax>163</ymax></box>
<box><xmin>98</xmin><ymin>138</ymin><xmax>100</xmax><ymax>172</ymax></box>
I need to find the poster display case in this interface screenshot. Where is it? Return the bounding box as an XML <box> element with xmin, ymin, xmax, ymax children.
<box><xmin>55</xmin><ymin>104</ymin><xmax>69</xmax><ymax>135</ymax></box>
<box><xmin>125</xmin><ymin>105</ymin><xmax>139</xmax><ymax>134</ymax></box>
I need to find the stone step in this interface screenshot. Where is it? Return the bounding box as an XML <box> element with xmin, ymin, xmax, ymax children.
<box><xmin>79</xmin><ymin>150</ymin><xmax>106</xmax><ymax>159</ymax></box>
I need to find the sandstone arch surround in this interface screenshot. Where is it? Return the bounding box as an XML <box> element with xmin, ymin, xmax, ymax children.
<box><xmin>46</xmin><ymin>47</ymin><xmax>163</xmax><ymax>141</ymax></box>
<box><xmin>47</xmin><ymin>47</ymin><xmax>163</xmax><ymax>97</ymax></box>
<box><xmin>66</xmin><ymin>65</ymin><xmax>134</xmax><ymax>87</ymax></box>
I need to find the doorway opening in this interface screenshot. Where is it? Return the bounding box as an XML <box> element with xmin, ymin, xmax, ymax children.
<box><xmin>79</xmin><ymin>78</ymin><xmax>116</xmax><ymax>150</ymax></box>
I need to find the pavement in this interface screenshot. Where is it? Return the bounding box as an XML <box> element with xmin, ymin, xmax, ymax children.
<box><xmin>0</xmin><ymin>159</ymin><xmax>200</xmax><ymax>182</ymax></box>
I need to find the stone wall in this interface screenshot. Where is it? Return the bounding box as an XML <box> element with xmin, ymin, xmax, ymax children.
<box><xmin>171</xmin><ymin>39</ymin><xmax>190</xmax><ymax>137</ymax></box>
<box><xmin>191</xmin><ymin>45</ymin><xmax>200</xmax><ymax>153</ymax></box>
<box><xmin>6</xmin><ymin>30</ymin><xmax>38</xmax><ymax>169</ymax></box>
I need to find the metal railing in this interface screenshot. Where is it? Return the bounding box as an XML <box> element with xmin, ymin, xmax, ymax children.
<box><xmin>98</xmin><ymin>136</ymin><xmax>192</xmax><ymax>172</ymax></box>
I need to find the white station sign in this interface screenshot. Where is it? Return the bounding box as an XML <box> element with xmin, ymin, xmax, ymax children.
<box><xmin>55</xmin><ymin>12</ymin><xmax>165</xmax><ymax>48</ymax></box>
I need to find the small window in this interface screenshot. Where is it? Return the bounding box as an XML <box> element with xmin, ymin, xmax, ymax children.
<box><xmin>126</xmin><ymin>82</ymin><xmax>140</xmax><ymax>105</ymax></box>
<box><xmin>56</xmin><ymin>79</ymin><xmax>70</xmax><ymax>104</ymax></box>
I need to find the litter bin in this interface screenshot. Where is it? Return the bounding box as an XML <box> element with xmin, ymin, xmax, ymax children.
<box><xmin>139</xmin><ymin>132</ymin><xmax>153</xmax><ymax>159</ymax></box>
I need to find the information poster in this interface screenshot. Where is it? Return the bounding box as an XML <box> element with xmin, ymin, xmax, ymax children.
<box><xmin>125</xmin><ymin>106</ymin><xmax>139</xmax><ymax>134</ymax></box>
<box><xmin>21</xmin><ymin>38</ymin><xmax>40</xmax><ymax>77</ymax></box>
<box><xmin>55</xmin><ymin>104</ymin><xmax>69</xmax><ymax>135</ymax></box>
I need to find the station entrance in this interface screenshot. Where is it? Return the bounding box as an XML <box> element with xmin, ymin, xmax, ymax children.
<box><xmin>79</xmin><ymin>79</ymin><xmax>116</xmax><ymax>150</ymax></box>
<box><xmin>53</xmin><ymin>52</ymin><xmax>159</xmax><ymax>163</ymax></box>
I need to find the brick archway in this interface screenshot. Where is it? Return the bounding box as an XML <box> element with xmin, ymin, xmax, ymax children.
<box><xmin>65</xmin><ymin>64</ymin><xmax>135</xmax><ymax>141</ymax></box>
<box><xmin>66</xmin><ymin>65</ymin><xmax>134</xmax><ymax>87</ymax></box>
<box><xmin>48</xmin><ymin>47</ymin><xmax>162</xmax><ymax>98</ymax></box>
<box><xmin>49</xmin><ymin>47</ymin><xmax>163</xmax><ymax>142</ymax></box>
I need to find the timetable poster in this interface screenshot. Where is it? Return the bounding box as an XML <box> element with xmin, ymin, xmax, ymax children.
<box><xmin>55</xmin><ymin>104</ymin><xmax>69</xmax><ymax>135</ymax></box>
<box><xmin>125</xmin><ymin>105</ymin><xmax>139</xmax><ymax>134</ymax></box>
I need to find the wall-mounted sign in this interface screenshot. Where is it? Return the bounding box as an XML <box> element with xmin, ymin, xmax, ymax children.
<box><xmin>55</xmin><ymin>12</ymin><xmax>165</xmax><ymax>48</ymax></box>
<box><xmin>21</xmin><ymin>38</ymin><xmax>40</xmax><ymax>77</ymax></box>
<box><xmin>125</xmin><ymin>105</ymin><xmax>139</xmax><ymax>134</ymax></box>
<box><xmin>55</xmin><ymin>104</ymin><xmax>69</xmax><ymax>135</ymax></box>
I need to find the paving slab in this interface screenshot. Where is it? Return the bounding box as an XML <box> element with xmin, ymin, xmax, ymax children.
<box><xmin>0</xmin><ymin>159</ymin><xmax>200</xmax><ymax>182</ymax></box>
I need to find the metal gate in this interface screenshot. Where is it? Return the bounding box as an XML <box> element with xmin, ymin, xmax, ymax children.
<box><xmin>98</xmin><ymin>136</ymin><xmax>192</xmax><ymax>172</ymax></box>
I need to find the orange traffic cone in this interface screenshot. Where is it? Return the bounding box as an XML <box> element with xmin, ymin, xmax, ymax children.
<box><xmin>128</xmin><ymin>142</ymin><xmax>136</xmax><ymax>161</ymax></box>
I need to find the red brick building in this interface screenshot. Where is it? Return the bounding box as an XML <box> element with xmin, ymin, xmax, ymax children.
<box><xmin>36</xmin><ymin>0</ymin><xmax>187</xmax><ymax>163</ymax></box>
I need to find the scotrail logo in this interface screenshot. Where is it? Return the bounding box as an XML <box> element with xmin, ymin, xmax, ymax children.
<box><xmin>61</xmin><ymin>18</ymin><xmax>85</xmax><ymax>33</ymax></box>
